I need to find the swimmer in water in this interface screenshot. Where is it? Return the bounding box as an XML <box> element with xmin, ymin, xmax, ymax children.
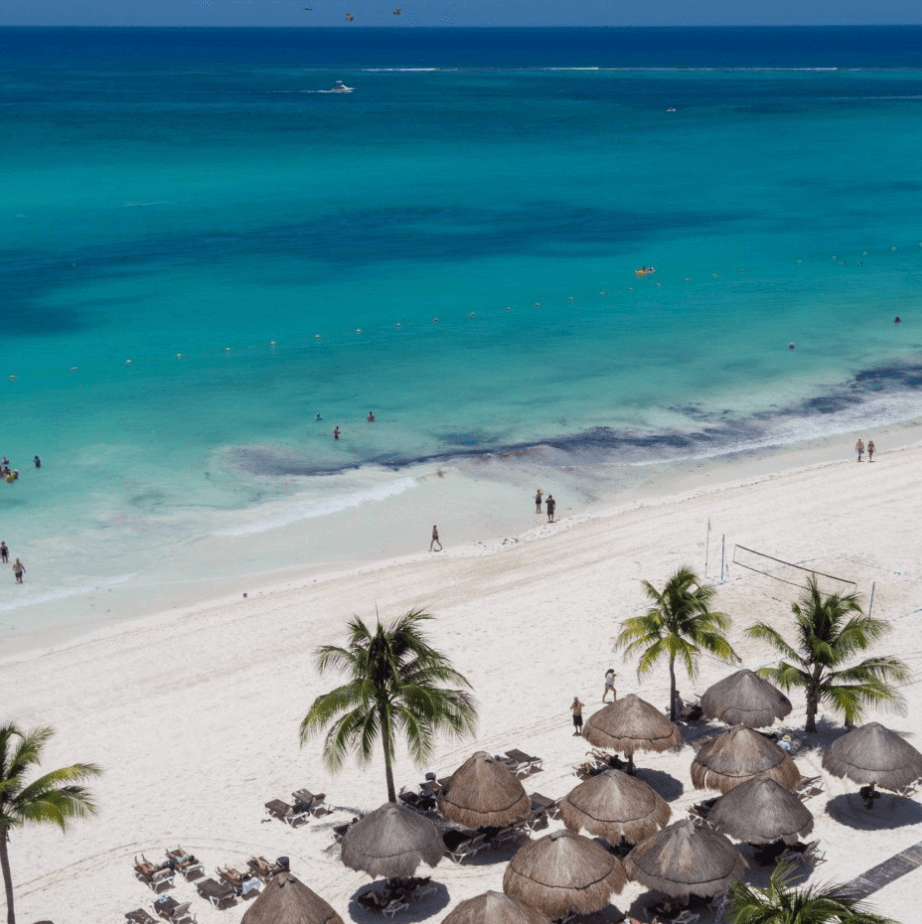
<box><xmin>895</xmin><ymin>316</ymin><xmax>902</xmax><ymax>324</ymax></box>
<box><xmin>316</xmin><ymin>413</ymin><xmax>322</xmax><ymax>421</ymax></box>
<box><xmin>33</xmin><ymin>455</ymin><xmax>40</xmax><ymax>468</ymax></box>
<box><xmin>333</xmin><ymin>426</ymin><xmax>340</xmax><ymax>440</ymax></box>
<box><xmin>367</xmin><ymin>411</ymin><xmax>375</xmax><ymax>422</ymax></box>
<box><xmin>789</xmin><ymin>342</ymin><xmax>796</xmax><ymax>351</ymax></box>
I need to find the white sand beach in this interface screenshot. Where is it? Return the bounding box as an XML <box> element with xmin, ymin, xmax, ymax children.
<box><xmin>3</xmin><ymin>432</ymin><xmax>922</xmax><ymax>924</ymax></box>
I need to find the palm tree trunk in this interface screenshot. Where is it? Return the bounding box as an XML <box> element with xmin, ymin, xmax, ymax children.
<box><xmin>378</xmin><ymin>704</ymin><xmax>397</xmax><ymax>803</ymax></box>
<box><xmin>0</xmin><ymin>828</ymin><xmax>16</xmax><ymax>924</ymax></box>
<box><xmin>805</xmin><ymin>678</ymin><xmax>819</xmax><ymax>734</ymax></box>
<box><xmin>668</xmin><ymin>654</ymin><xmax>677</xmax><ymax>722</ymax></box>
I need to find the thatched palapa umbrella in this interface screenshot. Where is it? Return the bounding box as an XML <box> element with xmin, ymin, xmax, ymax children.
<box><xmin>822</xmin><ymin>722</ymin><xmax>922</xmax><ymax>794</ymax></box>
<box><xmin>503</xmin><ymin>829</ymin><xmax>626</xmax><ymax>918</ymax></box>
<box><xmin>707</xmin><ymin>775</ymin><xmax>814</xmax><ymax>844</ymax></box>
<box><xmin>441</xmin><ymin>891</ymin><xmax>552</xmax><ymax>924</ymax></box>
<box><xmin>341</xmin><ymin>802</ymin><xmax>443</xmax><ymax>880</ymax></box>
<box><xmin>700</xmin><ymin>669</ymin><xmax>792</xmax><ymax>728</ymax></box>
<box><xmin>583</xmin><ymin>695</ymin><xmax>682</xmax><ymax>768</ymax></box>
<box><xmin>691</xmin><ymin>726</ymin><xmax>801</xmax><ymax>794</ymax></box>
<box><xmin>625</xmin><ymin>818</ymin><xmax>747</xmax><ymax>901</ymax></box>
<box><xmin>439</xmin><ymin>751</ymin><xmax>531</xmax><ymax>829</ymax></box>
<box><xmin>241</xmin><ymin>872</ymin><xmax>344</xmax><ymax>924</ymax></box>
<box><xmin>558</xmin><ymin>769</ymin><xmax>670</xmax><ymax>846</ymax></box>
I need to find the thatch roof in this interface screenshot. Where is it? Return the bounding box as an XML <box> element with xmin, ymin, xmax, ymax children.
<box><xmin>341</xmin><ymin>802</ymin><xmax>443</xmax><ymax>880</ymax></box>
<box><xmin>700</xmin><ymin>669</ymin><xmax>792</xmax><ymax>728</ymax></box>
<box><xmin>558</xmin><ymin>769</ymin><xmax>670</xmax><ymax>846</ymax></box>
<box><xmin>691</xmin><ymin>726</ymin><xmax>801</xmax><ymax>794</ymax></box>
<box><xmin>441</xmin><ymin>891</ymin><xmax>552</xmax><ymax>924</ymax></box>
<box><xmin>502</xmin><ymin>829</ymin><xmax>627</xmax><ymax>917</ymax></box>
<box><xmin>707</xmin><ymin>775</ymin><xmax>814</xmax><ymax>844</ymax></box>
<box><xmin>822</xmin><ymin>722</ymin><xmax>922</xmax><ymax>791</ymax></box>
<box><xmin>625</xmin><ymin>818</ymin><xmax>747</xmax><ymax>900</ymax></box>
<box><xmin>439</xmin><ymin>751</ymin><xmax>531</xmax><ymax>829</ymax></box>
<box><xmin>583</xmin><ymin>695</ymin><xmax>682</xmax><ymax>756</ymax></box>
<box><xmin>241</xmin><ymin>872</ymin><xmax>344</xmax><ymax>924</ymax></box>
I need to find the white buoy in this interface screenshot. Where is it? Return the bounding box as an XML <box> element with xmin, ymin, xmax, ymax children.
<box><xmin>534</xmin><ymin>302</ymin><xmax>541</xmax><ymax>307</ymax></box>
<box><xmin>684</xmin><ymin>277</ymin><xmax>691</xmax><ymax>282</ymax></box>
<box><xmin>395</xmin><ymin>323</ymin><xmax>401</xmax><ymax>328</ymax></box>
<box><xmin>892</xmin><ymin>245</ymin><xmax>898</xmax><ymax>251</ymax></box>
<box><xmin>125</xmin><ymin>359</ymin><xmax>132</xmax><ymax>365</ymax></box>
<box><xmin>433</xmin><ymin>317</ymin><xmax>439</xmax><ymax>322</ymax></box>
<box><xmin>269</xmin><ymin>340</ymin><xmax>276</xmax><ymax>346</ymax></box>
<box><xmin>355</xmin><ymin>329</ymin><xmax>361</xmax><ymax>334</ymax></box>
<box><xmin>8</xmin><ymin>375</ymin><xmax>16</xmax><ymax>381</ymax></box>
<box><xmin>70</xmin><ymin>366</ymin><xmax>79</xmax><ymax>372</ymax></box>
<box><xmin>225</xmin><ymin>347</ymin><xmax>232</xmax><ymax>352</ymax></box>
<box><xmin>711</xmin><ymin>273</ymin><xmax>719</xmax><ymax>278</ymax></box>
<box><xmin>505</xmin><ymin>306</ymin><xmax>513</xmax><ymax>311</ymax></box>
<box><xmin>796</xmin><ymin>259</ymin><xmax>802</xmax><ymax>265</ymax></box>
<box><xmin>655</xmin><ymin>282</ymin><xmax>662</xmax><ymax>287</ymax></box>
<box><xmin>599</xmin><ymin>291</ymin><xmax>605</xmax><ymax>296</ymax></box>
<box><xmin>315</xmin><ymin>333</ymin><xmax>322</xmax><ymax>338</ymax></box>
<box><xmin>568</xmin><ymin>296</ymin><xmax>574</xmax><ymax>302</ymax></box>
<box><xmin>175</xmin><ymin>353</ymin><xmax>182</xmax><ymax>359</ymax></box>
<box><xmin>627</xmin><ymin>287</ymin><xmax>633</xmax><ymax>292</ymax></box>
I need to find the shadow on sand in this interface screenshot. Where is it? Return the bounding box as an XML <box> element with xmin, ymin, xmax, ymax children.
<box><xmin>826</xmin><ymin>792</ymin><xmax>922</xmax><ymax>829</ymax></box>
<box><xmin>348</xmin><ymin>880</ymin><xmax>451</xmax><ymax>923</ymax></box>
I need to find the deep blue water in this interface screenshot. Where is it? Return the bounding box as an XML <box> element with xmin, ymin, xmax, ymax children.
<box><xmin>2</xmin><ymin>26</ymin><xmax>922</xmax><ymax>631</ymax></box>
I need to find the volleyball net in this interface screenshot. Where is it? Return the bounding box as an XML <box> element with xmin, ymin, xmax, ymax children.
<box><xmin>732</xmin><ymin>544</ymin><xmax>857</xmax><ymax>596</ymax></box>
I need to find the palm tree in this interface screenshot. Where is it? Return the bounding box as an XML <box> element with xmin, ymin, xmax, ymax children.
<box><xmin>746</xmin><ymin>577</ymin><xmax>909</xmax><ymax>734</ymax></box>
<box><xmin>615</xmin><ymin>566</ymin><xmax>736</xmax><ymax>721</ymax></box>
<box><xmin>727</xmin><ymin>859</ymin><xmax>898</xmax><ymax>923</ymax></box>
<box><xmin>0</xmin><ymin>723</ymin><xmax>101</xmax><ymax>924</ymax></box>
<box><xmin>300</xmin><ymin>609</ymin><xmax>477</xmax><ymax>803</ymax></box>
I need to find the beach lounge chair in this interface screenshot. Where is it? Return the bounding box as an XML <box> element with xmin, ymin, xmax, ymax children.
<box><xmin>398</xmin><ymin>790</ymin><xmax>437</xmax><ymax>815</ymax></box>
<box><xmin>135</xmin><ymin>856</ymin><xmax>174</xmax><ymax>892</ymax></box>
<box><xmin>505</xmin><ymin>749</ymin><xmax>543</xmax><ymax>776</ymax></box>
<box><xmin>165</xmin><ymin>848</ymin><xmax>204</xmax><ymax>881</ymax></box>
<box><xmin>672</xmin><ymin>912</ymin><xmax>700</xmax><ymax>924</ymax></box>
<box><xmin>443</xmin><ymin>829</ymin><xmax>487</xmax><ymax>863</ymax></box>
<box><xmin>265</xmin><ymin>798</ymin><xmax>311</xmax><ymax>827</ymax></box>
<box><xmin>197</xmin><ymin>876</ymin><xmax>238</xmax><ymax>910</ymax></box>
<box><xmin>490</xmin><ymin>820</ymin><xmax>530</xmax><ymax>846</ymax></box>
<box><xmin>152</xmin><ymin>896</ymin><xmax>179</xmax><ymax>921</ymax></box>
<box><xmin>125</xmin><ymin>910</ymin><xmax>157</xmax><ymax>924</ymax></box>
<box><xmin>292</xmin><ymin>788</ymin><xmax>329</xmax><ymax>815</ymax></box>
<box><xmin>529</xmin><ymin>792</ymin><xmax>560</xmax><ymax>820</ymax></box>
<box><xmin>794</xmin><ymin>776</ymin><xmax>824</xmax><ymax>800</ymax></box>
<box><xmin>382</xmin><ymin>897</ymin><xmax>410</xmax><ymax>918</ymax></box>
<box><xmin>168</xmin><ymin>903</ymin><xmax>196</xmax><ymax>924</ymax></box>
<box><xmin>358</xmin><ymin>891</ymin><xmax>392</xmax><ymax>911</ymax></box>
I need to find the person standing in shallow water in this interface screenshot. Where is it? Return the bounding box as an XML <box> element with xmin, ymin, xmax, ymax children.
<box><xmin>855</xmin><ymin>438</ymin><xmax>865</xmax><ymax>461</ymax></box>
<box><xmin>546</xmin><ymin>494</ymin><xmax>556</xmax><ymax>522</ymax></box>
<box><xmin>534</xmin><ymin>489</ymin><xmax>543</xmax><ymax>513</ymax></box>
<box><xmin>867</xmin><ymin>440</ymin><xmax>876</xmax><ymax>462</ymax></box>
<box><xmin>12</xmin><ymin>558</ymin><xmax>25</xmax><ymax>584</ymax></box>
<box><xmin>0</xmin><ymin>541</ymin><xmax>8</xmax><ymax>563</ymax></box>
<box><xmin>333</xmin><ymin>426</ymin><xmax>340</xmax><ymax>440</ymax></box>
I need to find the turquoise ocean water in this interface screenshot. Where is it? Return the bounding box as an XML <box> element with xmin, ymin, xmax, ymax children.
<box><xmin>2</xmin><ymin>27</ymin><xmax>922</xmax><ymax>635</ymax></box>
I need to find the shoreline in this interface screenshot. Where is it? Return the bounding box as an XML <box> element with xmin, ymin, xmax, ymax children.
<box><xmin>5</xmin><ymin>414</ymin><xmax>920</xmax><ymax>663</ymax></box>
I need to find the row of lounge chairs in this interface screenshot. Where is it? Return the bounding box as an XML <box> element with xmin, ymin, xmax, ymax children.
<box><xmin>357</xmin><ymin>877</ymin><xmax>437</xmax><ymax>916</ymax></box>
<box><xmin>265</xmin><ymin>788</ymin><xmax>331</xmax><ymax>826</ymax></box>
<box><xmin>574</xmin><ymin>749</ymin><xmax>628</xmax><ymax>779</ymax></box>
<box><xmin>127</xmin><ymin>853</ymin><xmax>288</xmax><ymax>923</ymax></box>
<box><xmin>133</xmin><ymin>850</ymin><xmax>204</xmax><ymax>893</ymax></box>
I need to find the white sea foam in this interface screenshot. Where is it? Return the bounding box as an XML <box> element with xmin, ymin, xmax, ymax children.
<box><xmin>212</xmin><ymin>477</ymin><xmax>418</xmax><ymax>537</ymax></box>
<box><xmin>0</xmin><ymin>573</ymin><xmax>134</xmax><ymax>614</ymax></box>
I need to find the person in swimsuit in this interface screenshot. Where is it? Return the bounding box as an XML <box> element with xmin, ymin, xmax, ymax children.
<box><xmin>333</xmin><ymin>426</ymin><xmax>340</xmax><ymax>440</ymax></box>
<box><xmin>0</xmin><ymin>541</ymin><xmax>8</xmax><ymax>563</ymax></box>
<box><xmin>429</xmin><ymin>525</ymin><xmax>442</xmax><ymax>552</ymax></box>
<box><xmin>12</xmin><ymin>558</ymin><xmax>25</xmax><ymax>584</ymax></box>
<box><xmin>535</xmin><ymin>489</ymin><xmax>543</xmax><ymax>513</ymax></box>
<box><xmin>867</xmin><ymin>440</ymin><xmax>875</xmax><ymax>462</ymax></box>
<box><xmin>33</xmin><ymin>456</ymin><xmax>40</xmax><ymax>468</ymax></box>
<box><xmin>546</xmin><ymin>495</ymin><xmax>556</xmax><ymax>523</ymax></box>
<box><xmin>570</xmin><ymin>697</ymin><xmax>584</xmax><ymax>735</ymax></box>
<box><xmin>603</xmin><ymin>668</ymin><xmax>616</xmax><ymax>702</ymax></box>
<box><xmin>367</xmin><ymin>411</ymin><xmax>375</xmax><ymax>422</ymax></box>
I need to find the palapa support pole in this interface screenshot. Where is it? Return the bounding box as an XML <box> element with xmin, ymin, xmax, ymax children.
<box><xmin>705</xmin><ymin>518</ymin><xmax>711</xmax><ymax>577</ymax></box>
<box><xmin>720</xmin><ymin>534</ymin><xmax>725</xmax><ymax>584</ymax></box>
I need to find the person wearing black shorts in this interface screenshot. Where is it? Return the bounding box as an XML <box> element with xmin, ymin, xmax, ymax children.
<box><xmin>571</xmin><ymin>697</ymin><xmax>584</xmax><ymax>735</ymax></box>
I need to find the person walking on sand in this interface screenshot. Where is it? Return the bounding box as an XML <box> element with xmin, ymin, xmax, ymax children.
<box><xmin>429</xmin><ymin>524</ymin><xmax>442</xmax><ymax>552</ymax></box>
<box><xmin>603</xmin><ymin>668</ymin><xmax>616</xmax><ymax>702</ymax></box>
<box><xmin>12</xmin><ymin>558</ymin><xmax>25</xmax><ymax>584</ymax></box>
<box><xmin>546</xmin><ymin>494</ymin><xmax>556</xmax><ymax>523</ymax></box>
<box><xmin>0</xmin><ymin>541</ymin><xmax>7</xmax><ymax>564</ymax></box>
<box><xmin>867</xmin><ymin>440</ymin><xmax>876</xmax><ymax>462</ymax></box>
<box><xmin>570</xmin><ymin>697</ymin><xmax>584</xmax><ymax>736</ymax></box>
<box><xmin>534</xmin><ymin>489</ymin><xmax>543</xmax><ymax>513</ymax></box>
<box><xmin>855</xmin><ymin>438</ymin><xmax>865</xmax><ymax>461</ymax></box>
